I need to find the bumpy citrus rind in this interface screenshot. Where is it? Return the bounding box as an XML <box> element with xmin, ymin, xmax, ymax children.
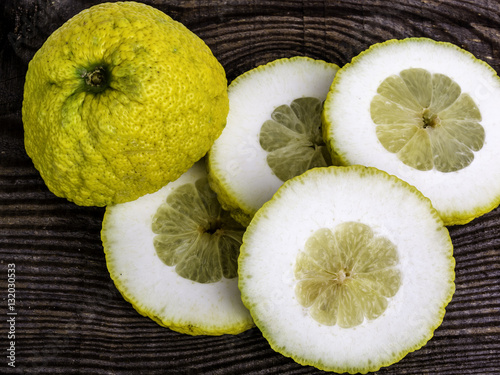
<box><xmin>23</xmin><ymin>1</ymin><xmax>228</xmax><ymax>206</ymax></box>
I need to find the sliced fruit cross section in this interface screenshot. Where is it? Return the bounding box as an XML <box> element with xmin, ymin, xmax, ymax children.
<box><xmin>208</xmin><ymin>56</ymin><xmax>339</xmax><ymax>226</ymax></box>
<box><xmin>260</xmin><ymin>97</ymin><xmax>331</xmax><ymax>181</ymax></box>
<box><xmin>102</xmin><ymin>161</ymin><xmax>253</xmax><ymax>336</ymax></box>
<box><xmin>295</xmin><ymin>222</ymin><xmax>401</xmax><ymax>328</ymax></box>
<box><xmin>239</xmin><ymin>165</ymin><xmax>455</xmax><ymax>373</ymax></box>
<box><xmin>371</xmin><ymin>68</ymin><xmax>484</xmax><ymax>172</ymax></box>
<box><xmin>323</xmin><ymin>37</ymin><xmax>500</xmax><ymax>225</ymax></box>
<box><xmin>152</xmin><ymin>177</ymin><xmax>244</xmax><ymax>283</ymax></box>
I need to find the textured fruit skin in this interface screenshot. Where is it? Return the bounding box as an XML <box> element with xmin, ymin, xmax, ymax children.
<box><xmin>22</xmin><ymin>1</ymin><xmax>228</xmax><ymax>206</ymax></box>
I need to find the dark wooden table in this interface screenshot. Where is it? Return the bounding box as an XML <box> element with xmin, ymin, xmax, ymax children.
<box><xmin>1</xmin><ymin>1</ymin><xmax>499</xmax><ymax>374</ymax></box>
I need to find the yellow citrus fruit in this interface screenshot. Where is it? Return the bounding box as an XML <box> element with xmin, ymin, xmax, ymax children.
<box><xmin>22</xmin><ymin>1</ymin><xmax>228</xmax><ymax>206</ymax></box>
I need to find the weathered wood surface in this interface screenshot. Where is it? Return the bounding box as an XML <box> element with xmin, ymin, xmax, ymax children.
<box><xmin>1</xmin><ymin>0</ymin><xmax>499</xmax><ymax>373</ymax></box>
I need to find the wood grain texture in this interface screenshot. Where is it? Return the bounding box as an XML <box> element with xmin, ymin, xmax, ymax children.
<box><xmin>1</xmin><ymin>0</ymin><xmax>499</xmax><ymax>373</ymax></box>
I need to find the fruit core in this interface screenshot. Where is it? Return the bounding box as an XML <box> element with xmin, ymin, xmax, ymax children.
<box><xmin>199</xmin><ymin>217</ymin><xmax>223</xmax><ymax>235</ymax></box>
<box><xmin>151</xmin><ymin>178</ymin><xmax>244</xmax><ymax>283</ymax></box>
<box><xmin>259</xmin><ymin>97</ymin><xmax>332</xmax><ymax>181</ymax></box>
<box><xmin>421</xmin><ymin>108</ymin><xmax>441</xmax><ymax>128</ymax></box>
<box><xmin>370</xmin><ymin>68</ymin><xmax>485</xmax><ymax>172</ymax></box>
<box><xmin>294</xmin><ymin>222</ymin><xmax>401</xmax><ymax>328</ymax></box>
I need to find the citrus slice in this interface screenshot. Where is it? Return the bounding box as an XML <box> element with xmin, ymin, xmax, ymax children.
<box><xmin>208</xmin><ymin>56</ymin><xmax>339</xmax><ymax>226</ymax></box>
<box><xmin>101</xmin><ymin>160</ymin><xmax>253</xmax><ymax>335</ymax></box>
<box><xmin>239</xmin><ymin>166</ymin><xmax>455</xmax><ymax>373</ymax></box>
<box><xmin>322</xmin><ymin>37</ymin><xmax>500</xmax><ymax>225</ymax></box>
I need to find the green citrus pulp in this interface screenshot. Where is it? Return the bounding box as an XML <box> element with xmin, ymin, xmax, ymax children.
<box><xmin>295</xmin><ymin>222</ymin><xmax>401</xmax><ymax>328</ymax></box>
<box><xmin>371</xmin><ymin>68</ymin><xmax>484</xmax><ymax>172</ymax></box>
<box><xmin>152</xmin><ymin>177</ymin><xmax>244</xmax><ymax>284</ymax></box>
<box><xmin>260</xmin><ymin>97</ymin><xmax>331</xmax><ymax>181</ymax></box>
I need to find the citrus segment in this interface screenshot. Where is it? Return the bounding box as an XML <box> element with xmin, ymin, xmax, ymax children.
<box><xmin>152</xmin><ymin>177</ymin><xmax>243</xmax><ymax>283</ymax></box>
<box><xmin>294</xmin><ymin>222</ymin><xmax>401</xmax><ymax>328</ymax></box>
<box><xmin>323</xmin><ymin>38</ymin><xmax>500</xmax><ymax>225</ymax></box>
<box><xmin>371</xmin><ymin>68</ymin><xmax>484</xmax><ymax>172</ymax></box>
<box><xmin>102</xmin><ymin>161</ymin><xmax>253</xmax><ymax>336</ymax></box>
<box><xmin>208</xmin><ymin>57</ymin><xmax>339</xmax><ymax>226</ymax></box>
<box><xmin>260</xmin><ymin>97</ymin><xmax>331</xmax><ymax>181</ymax></box>
<box><xmin>239</xmin><ymin>166</ymin><xmax>455</xmax><ymax>373</ymax></box>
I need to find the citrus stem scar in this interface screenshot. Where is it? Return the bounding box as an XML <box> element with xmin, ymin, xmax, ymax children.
<box><xmin>84</xmin><ymin>66</ymin><xmax>107</xmax><ymax>87</ymax></box>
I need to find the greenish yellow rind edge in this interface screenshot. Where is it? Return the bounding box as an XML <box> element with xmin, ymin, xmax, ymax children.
<box><xmin>101</xmin><ymin>208</ymin><xmax>254</xmax><ymax>336</ymax></box>
<box><xmin>206</xmin><ymin>157</ymin><xmax>254</xmax><ymax>227</ymax></box>
<box><xmin>322</xmin><ymin>37</ymin><xmax>500</xmax><ymax>226</ymax></box>
<box><xmin>238</xmin><ymin>165</ymin><xmax>455</xmax><ymax>373</ymax></box>
<box><xmin>208</xmin><ymin>56</ymin><xmax>340</xmax><ymax>227</ymax></box>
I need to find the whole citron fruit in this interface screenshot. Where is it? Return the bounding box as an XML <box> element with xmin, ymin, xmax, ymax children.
<box><xmin>22</xmin><ymin>1</ymin><xmax>229</xmax><ymax>206</ymax></box>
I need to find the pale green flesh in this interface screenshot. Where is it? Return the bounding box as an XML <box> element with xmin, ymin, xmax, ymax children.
<box><xmin>152</xmin><ymin>177</ymin><xmax>245</xmax><ymax>283</ymax></box>
<box><xmin>259</xmin><ymin>97</ymin><xmax>332</xmax><ymax>181</ymax></box>
<box><xmin>294</xmin><ymin>222</ymin><xmax>401</xmax><ymax>328</ymax></box>
<box><xmin>371</xmin><ymin>68</ymin><xmax>484</xmax><ymax>172</ymax></box>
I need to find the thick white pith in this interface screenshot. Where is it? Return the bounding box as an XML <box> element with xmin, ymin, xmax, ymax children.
<box><xmin>239</xmin><ymin>167</ymin><xmax>455</xmax><ymax>372</ymax></box>
<box><xmin>103</xmin><ymin>161</ymin><xmax>252</xmax><ymax>334</ymax></box>
<box><xmin>324</xmin><ymin>39</ymin><xmax>500</xmax><ymax>224</ymax></box>
<box><xmin>209</xmin><ymin>57</ymin><xmax>339</xmax><ymax>215</ymax></box>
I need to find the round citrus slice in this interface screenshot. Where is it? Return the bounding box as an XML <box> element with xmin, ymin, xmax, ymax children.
<box><xmin>239</xmin><ymin>166</ymin><xmax>455</xmax><ymax>373</ymax></box>
<box><xmin>101</xmin><ymin>160</ymin><xmax>253</xmax><ymax>335</ymax></box>
<box><xmin>208</xmin><ymin>56</ymin><xmax>340</xmax><ymax>226</ymax></box>
<box><xmin>322</xmin><ymin>37</ymin><xmax>500</xmax><ymax>225</ymax></box>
